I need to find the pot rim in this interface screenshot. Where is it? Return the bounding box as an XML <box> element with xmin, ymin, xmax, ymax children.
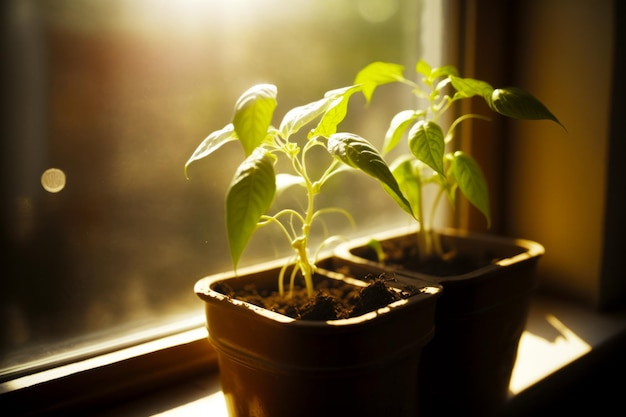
<box><xmin>194</xmin><ymin>258</ymin><xmax>442</xmax><ymax>329</ymax></box>
<box><xmin>334</xmin><ymin>226</ymin><xmax>545</xmax><ymax>282</ymax></box>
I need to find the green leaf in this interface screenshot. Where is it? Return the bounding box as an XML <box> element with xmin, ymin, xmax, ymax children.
<box><xmin>488</xmin><ymin>87</ymin><xmax>564</xmax><ymax>126</ymax></box>
<box><xmin>450</xmin><ymin>76</ymin><xmax>494</xmax><ymax>99</ymax></box>
<box><xmin>327</xmin><ymin>133</ymin><xmax>413</xmax><ymax>217</ymax></box>
<box><xmin>321</xmin><ymin>86</ymin><xmax>363</xmax><ymax>130</ymax></box>
<box><xmin>415</xmin><ymin>60</ymin><xmax>432</xmax><ymax>78</ymax></box>
<box><xmin>418</xmin><ymin>60</ymin><xmax>459</xmax><ymax>85</ymax></box>
<box><xmin>226</xmin><ymin>148</ymin><xmax>276</xmax><ymax>268</ymax></box>
<box><xmin>278</xmin><ymin>85</ymin><xmax>361</xmax><ymax>139</ymax></box>
<box><xmin>451</xmin><ymin>151</ymin><xmax>490</xmax><ymax>226</ymax></box>
<box><xmin>184</xmin><ymin>123</ymin><xmax>237</xmax><ymax>179</ymax></box>
<box><xmin>233</xmin><ymin>84</ymin><xmax>278</xmax><ymax>156</ymax></box>
<box><xmin>276</xmin><ymin>173</ymin><xmax>305</xmax><ymax>195</ymax></box>
<box><xmin>437</xmin><ymin>172</ymin><xmax>457</xmax><ymax>211</ymax></box>
<box><xmin>383</xmin><ymin>110</ymin><xmax>419</xmax><ymax>155</ymax></box>
<box><xmin>310</xmin><ymin>85</ymin><xmax>361</xmax><ymax>138</ymax></box>
<box><xmin>390</xmin><ymin>155</ymin><xmax>422</xmax><ymax>221</ymax></box>
<box><xmin>408</xmin><ymin>120</ymin><xmax>446</xmax><ymax>175</ymax></box>
<box><xmin>324</xmin><ymin>84</ymin><xmax>363</xmax><ymax>98</ymax></box>
<box><xmin>429</xmin><ymin>64</ymin><xmax>459</xmax><ymax>81</ymax></box>
<box><xmin>308</xmin><ymin>96</ymin><xmax>345</xmax><ymax>138</ymax></box>
<box><xmin>279</xmin><ymin>96</ymin><xmax>332</xmax><ymax>138</ymax></box>
<box><xmin>355</xmin><ymin>61</ymin><xmax>406</xmax><ymax>103</ymax></box>
<box><xmin>366</xmin><ymin>238</ymin><xmax>386</xmax><ymax>263</ymax></box>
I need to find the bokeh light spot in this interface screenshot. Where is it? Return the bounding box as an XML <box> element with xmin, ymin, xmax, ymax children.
<box><xmin>41</xmin><ymin>168</ymin><xmax>66</xmax><ymax>193</ymax></box>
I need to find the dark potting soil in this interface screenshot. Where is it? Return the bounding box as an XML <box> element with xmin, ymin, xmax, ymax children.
<box><xmin>364</xmin><ymin>240</ymin><xmax>496</xmax><ymax>276</ymax></box>
<box><xmin>400</xmin><ymin>252</ymin><xmax>487</xmax><ymax>276</ymax></box>
<box><xmin>213</xmin><ymin>274</ymin><xmax>421</xmax><ymax>321</ymax></box>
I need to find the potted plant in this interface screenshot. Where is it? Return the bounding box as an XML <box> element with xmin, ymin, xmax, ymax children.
<box><xmin>333</xmin><ymin>60</ymin><xmax>564</xmax><ymax>416</ymax></box>
<box><xmin>185</xmin><ymin>83</ymin><xmax>442</xmax><ymax>416</ymax></box>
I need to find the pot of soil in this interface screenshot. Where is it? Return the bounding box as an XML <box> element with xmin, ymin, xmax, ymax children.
<box><xmin>334</xmin><ymin>227</ymin><xmax>545</xmax><ymax>417</ymax></box>
<box><xmin>195</xmin><ymin>257</ymin><xmax>442</xmax><ymax>417</ymax></box>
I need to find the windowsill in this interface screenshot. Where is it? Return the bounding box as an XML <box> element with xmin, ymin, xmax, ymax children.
<box><xmin>100</xmin><ymin>291</ymin><xmax>626</xmax><ymax>415</ymax></box>
<box><xmin>3</xmin><ymin>291</ymin><xmax>626</xmax><ymax>416</ymax></box>
<box><xmin>509</xmin><ymin>292</ymin><xmax>626</xmax><ymax>395</ymax></box>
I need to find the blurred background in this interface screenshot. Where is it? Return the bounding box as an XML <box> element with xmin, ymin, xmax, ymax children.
<box><xmin>1</xmin><ymin>0</ymin><xmax>445</xmax><ymax>376</ymax></box>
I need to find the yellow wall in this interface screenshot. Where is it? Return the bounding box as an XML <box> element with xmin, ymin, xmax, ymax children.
<box><xmin>506</xmin><ymin>0</ymin><xmax>613</xmax><ymax>306</ymax></box>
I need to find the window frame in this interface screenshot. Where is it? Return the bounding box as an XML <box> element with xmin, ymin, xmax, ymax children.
<box><xmin>0</xmin><ymin>327</ymin><xmax>217</xmax><ymax>415</ymax></box>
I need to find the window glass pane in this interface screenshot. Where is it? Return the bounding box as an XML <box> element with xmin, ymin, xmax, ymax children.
<box><xmin>1</xmin><ymin>0</ymin><xmax>444</xmax><ymax>377</ymax></box>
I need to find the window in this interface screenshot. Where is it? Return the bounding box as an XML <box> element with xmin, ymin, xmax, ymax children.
<box><xmin>3</xmin><ymin>0</ymin><xmax>625</xmax><ymax>415</ymax></box>
<box><xmin>1</xmin><ymin>0</ymin><xmax>446</xmax><ymax>384</ymax></box>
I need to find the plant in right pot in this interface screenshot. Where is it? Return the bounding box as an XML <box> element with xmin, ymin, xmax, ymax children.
<box><xmin>335</xmin><ymin>60</ymin><xmax>565</xmax><ymax>417</ymax></box>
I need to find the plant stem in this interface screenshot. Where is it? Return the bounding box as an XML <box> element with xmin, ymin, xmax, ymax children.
<box><xmin>293</xmin><ymin>146</ymin><xmax>318</xmax><ymax>298</ymax></box>
<box><xmin>428</xmin><ymin>187</ymin><xmax>446</xmax><ymax>258</ymax></box>
<box><xmin>414</xmin><ymin>172</ymin><xmax>432</xmax><ymax>264</ymax></box>
<box><xmin>297</xmin><ymin>182</ymin><xmax>316</xmax><ymax>297</ymax></box>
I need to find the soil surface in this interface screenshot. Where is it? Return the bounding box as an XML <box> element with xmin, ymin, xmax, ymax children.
<box><xmin>213</xmin><ymin>274</ymin><xmax>421</xmax><ymax>321</ymax></box>
<box><xmin>363</xmin><ymin>240</ymin><xmax>496</xmax><ymax>276</ymax></box>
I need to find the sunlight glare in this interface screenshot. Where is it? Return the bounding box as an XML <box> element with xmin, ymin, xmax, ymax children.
<box><xmin>509</xmin><ymin>314</ymin><xmax>591</xmax><ymax>394</ymax></box>
<box><xmin>357</xmin><ymin>0</ymin><xmax>399</xmax><ymax>23</ymax></box>
<box><xmin>121</xmin><ymin>0</ymin><xmax>318</xmax><ymax>36</ymax></box>
<box><xmin>151</xmin><ymin>391</ymin><xmax>227</xmax><ymax>416</ymax></box>
<box><xmin>122</xmin><ymin>0</ymin><xmax>217</xmax><ymax>35</ymax></box>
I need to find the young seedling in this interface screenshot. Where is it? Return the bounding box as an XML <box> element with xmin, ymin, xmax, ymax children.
<box><xmin>355</xmin><ymin>60</ymin><xmax>564</xmax><ymax>264</ymax></box>
<box><xmin>185</xmin><ymin>84</ymin><xmax>412</xmax><ymax>297</ymax></box>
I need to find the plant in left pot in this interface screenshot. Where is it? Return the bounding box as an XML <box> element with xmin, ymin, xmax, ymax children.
<box><xmin>185</xmin><ymin>83</ymin><xmax>442</xmax><ymax>417</ymax></box>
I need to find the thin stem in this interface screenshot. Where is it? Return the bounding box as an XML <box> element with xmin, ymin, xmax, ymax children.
<box><xmin>258</xmin><ymin>213</ymin><xmax>299</xmax><ymax>243</ymax></box>
<box><xmin>428</xmin><ymin>186</ymin><xmax>446</xmax><ymax>257</ymax></box>
<box><xmin>413</xmin><ymin>172</ymin><xmax>433</xmax><ymax>264</ymax></box>
<box><xmin>446</xmin><ymin>114</ymin><xmax>491</xmax><ymax>144</ymax></box>
<box><xmin>281</xmin><ymin>142</ymin><xmax>318</xmax><ymax>298</ymax></box>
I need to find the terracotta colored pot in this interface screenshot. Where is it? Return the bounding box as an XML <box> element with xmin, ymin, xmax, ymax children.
<box><xmin>334</xmin><ymin>228</ymin><xmax>545</xmax><ymax>417</ymax></box>
<box><xmin>195</xmin><ymin>258</ymin><xmax>442</xmax><ymax>417</ymax></box>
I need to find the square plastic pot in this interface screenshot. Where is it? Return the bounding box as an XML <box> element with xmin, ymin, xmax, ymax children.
<box><xmin>334</xmin><ymin>228</ymin><xmax>545</xmax><ymax>417</ymax></box>
<box><xmin>195</xmin><ymin>257</ymin><xmax>442</xmax><ymax>417</ymax></box>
